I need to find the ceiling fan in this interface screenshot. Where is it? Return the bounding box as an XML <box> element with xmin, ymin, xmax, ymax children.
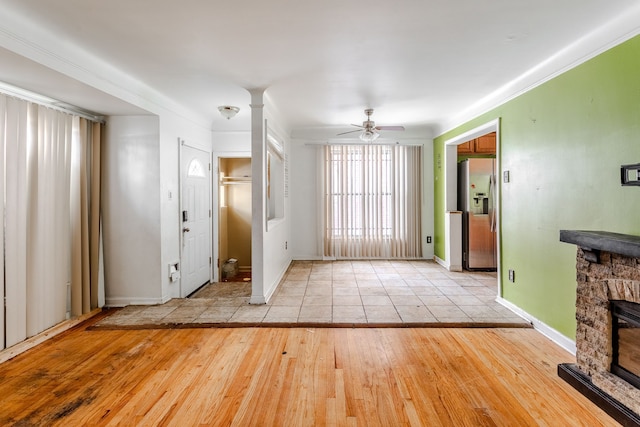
<box><xmin>337</xmin><ymin>108</ymin><xmax>405</xmax><ymax>142</ymax></box>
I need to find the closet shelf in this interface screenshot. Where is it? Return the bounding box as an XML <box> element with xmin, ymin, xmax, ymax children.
<box><xmin>221</xmin><ymin>176</ymin><xmax>251</xmax><ymax>185</ymax></box>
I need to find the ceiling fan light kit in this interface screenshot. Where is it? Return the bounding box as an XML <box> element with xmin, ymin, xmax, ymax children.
<box><xmin>359</xmin><ymin>129</ymin><xmax>380</xmax><ymax>142</ymax></box>
<box><xmin>337</xmin><ymin>108</ymin><xmax>404</xmax><ymax>142</ymax></box>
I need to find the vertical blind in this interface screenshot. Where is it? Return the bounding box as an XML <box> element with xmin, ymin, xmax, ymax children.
<box><xmin>323</xmin><ymin>144</ymin><xmax>422</xmax><ymax>258</ymax></box>
<box><xmin>0</xmin><ymin>94</ymin><xmax>102</xmax><ymax>349</ymax></box>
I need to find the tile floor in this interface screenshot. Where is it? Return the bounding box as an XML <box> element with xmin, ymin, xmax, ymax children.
<box><xmin>96</xmin><ymin>260</ymin><xmax>529</xmax><ymax>327</ymax></box>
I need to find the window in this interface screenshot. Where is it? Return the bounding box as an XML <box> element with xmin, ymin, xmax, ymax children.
<box><xmin>323</xmin><ymin>144</ymin><xmax>422</xmax><ymax>258</ymax></box>
<box><xmin>266</xmin><ymin>129</ymin><xmax>285</xmax><ymax>223</ymax></box>
<box><xmin>187</xmin><ymin>158</ymin><xmax>207</xmax><ymax>178</ymax></box>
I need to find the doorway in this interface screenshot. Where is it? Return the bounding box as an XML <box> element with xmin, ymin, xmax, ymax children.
<box><xmin>180</xmin><ymin>145</ymin><xmax>212</xmax><ymax>297</ymax></box>
<box><xmin>444</xmin><ymin>119</ymin><xmax>501</xmax><ymax>292</ymax></box>
<box><xmin>217</xmin><ymin>157</ymin><xmax>252</xmax><ymax>283</ymax></box>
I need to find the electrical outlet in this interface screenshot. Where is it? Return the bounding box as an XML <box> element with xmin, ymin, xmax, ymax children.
<box><xmin>508</xmin><ymin>269</ymin><xmax>515</xmax><ymax>282</ymax></box>
<box><xmin>426</xmin><ymin>236</ymin><xmax>432</xmax><ymax>244</ymax></box>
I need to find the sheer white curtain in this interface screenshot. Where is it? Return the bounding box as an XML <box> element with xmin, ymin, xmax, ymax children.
<box><xmin>0</xmin><ymin>94</ymin><xmax>102</xmax><ymax>349</ymax></box>
<box><xmin>323</xmin><ymin>144</ymin><xmax>422</xmax><ymax>258</ymax></box>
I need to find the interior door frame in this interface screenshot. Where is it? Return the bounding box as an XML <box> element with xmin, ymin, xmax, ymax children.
<box><xmin>212</xmin><ymin>151</ymin><xmax>251</xmax><ymax>283</ymax></box>
<box><xmin>443</xmin><ymin>118</ymin><xmax>502</xmax><ymax>296</ymax></box>
<box><xmin>179</xmin><ymin>141</ymin><xmax>213</xmax><ymax>297</ymax></box>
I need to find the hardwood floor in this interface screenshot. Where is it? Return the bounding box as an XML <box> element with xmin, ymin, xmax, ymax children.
<box><xmin>0</xmin><ymin>315</ymin><xmax>617</xmax><ymax>426</ymax></box>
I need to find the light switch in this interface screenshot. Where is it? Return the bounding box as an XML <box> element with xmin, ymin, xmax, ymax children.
<box><xmin>503</xmin><ymin>170</ymin><xmax>510</xmax><ymax>183</ymax></box>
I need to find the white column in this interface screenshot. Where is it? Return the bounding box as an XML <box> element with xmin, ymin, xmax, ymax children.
<box><xmin>249</xmin><ymin>89</ymin><xmax>266</xmax><ymax>304</ymax></box>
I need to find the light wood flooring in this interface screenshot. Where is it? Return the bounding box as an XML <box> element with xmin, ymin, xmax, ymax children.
<box><xmin>0</xmin><ymin>314</ymin><xmax>617</xmax><ymax>426</ymax></box>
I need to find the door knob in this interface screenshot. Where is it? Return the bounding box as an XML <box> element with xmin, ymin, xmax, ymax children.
<box><xmin>183</xmin><ymin>227</ymin><xmax>190</xmax><ymax>233</ymax></box>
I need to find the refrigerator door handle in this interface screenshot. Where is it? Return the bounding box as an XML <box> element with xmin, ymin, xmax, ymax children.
<box><xmin>489</xmin><ymin>173</ymin><xmax>496</xmax><ymax>232</ymax></box>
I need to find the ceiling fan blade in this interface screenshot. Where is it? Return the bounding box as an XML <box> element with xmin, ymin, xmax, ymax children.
<box><xmin>336</xmin><ymin>129</ymin><xmax>363</xmax><ymax>136</ymax></box>
<box><xmin>375</xmin><ymin>126</ymin><xmax>405</xmax><ymax>131</ymax></box>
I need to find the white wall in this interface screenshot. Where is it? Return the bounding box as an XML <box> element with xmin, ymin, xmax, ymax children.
<box><xmin>289</xmin><ymin>142</ymin><xmax>322</xmax><ymax>259</ymax></box>
<box><xmin>103</xmin><ymin>114</ymin><xmax>212</xmax><ymax>306</ymax></box>
<box><xmin>103</xmin><ymin>115</ymin><xmax>163</xmax><ymax>305</ymax></box>
<box><xmin>160</xmin><ymin>115</ymin><xmax>212</xmax><ymax>300</ymax></box>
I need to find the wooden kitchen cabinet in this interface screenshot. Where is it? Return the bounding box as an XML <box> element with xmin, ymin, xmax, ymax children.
<box><xmin>457</xmin><ymin>132</ymin><xmax>496</xmax><ymax>155</ymax></box>
<box><xmin>457</xmin><ymin>140</ymin><xmax>474</xmax><ymax>154</ymax></box>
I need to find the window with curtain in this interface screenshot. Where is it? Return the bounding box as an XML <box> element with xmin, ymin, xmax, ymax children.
<box><xmin>323</xmin><ymin>144</ymin><xmax>422</xmax><ymax>258</ymax></box>
<box><xmin>0</xmin><ymin>93</ymin><xmax>103</xmax><ymax>349</ymax></box>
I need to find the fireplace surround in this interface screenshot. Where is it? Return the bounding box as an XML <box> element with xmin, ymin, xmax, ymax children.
<box><xmin>560</xmin><ymin>230</ymin><xmax>640</xmax><ymax>426</ymax></box>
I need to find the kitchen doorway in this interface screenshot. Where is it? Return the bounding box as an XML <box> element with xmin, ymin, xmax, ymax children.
<box><xmin>217</xmin><ymin>156</ymin><xmax>252</xmax><ymax>283</ymax></box>
<box><xmin>443</xmin><ymin>119</ymin><xmax>501</xmax><ymax>292</ymax></box>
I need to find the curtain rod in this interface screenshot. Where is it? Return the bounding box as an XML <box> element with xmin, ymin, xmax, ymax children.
<box><xmin>0</xmin><ymin>81</ymin><xmax>105</xmax><ymax>124</ymax></box>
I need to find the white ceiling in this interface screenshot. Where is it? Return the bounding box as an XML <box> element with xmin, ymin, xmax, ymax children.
<box><xmin>0</xmin><ymin>1</ymin><xmax>639</xmax><ymax>137</ymax></box>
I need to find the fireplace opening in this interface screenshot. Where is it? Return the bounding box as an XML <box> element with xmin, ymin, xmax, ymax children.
<box><xmin>611</xmin><ymin>300</ymin><xmax>640</xmax><ymax>389</ymax></box>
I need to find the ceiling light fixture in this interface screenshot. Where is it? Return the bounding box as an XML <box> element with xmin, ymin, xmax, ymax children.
<box><xmin>218</xmin><ymin>105</ymin><xmax>239</xmax><ymax>119</ymax></box>
<box><xmin>359</xmin><ymin>129</ymin><xmax>380</xmax><ymax>142</ymax></box>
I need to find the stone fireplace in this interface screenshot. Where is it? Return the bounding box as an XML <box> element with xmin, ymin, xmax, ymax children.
<box><xmin>560</xmin><ymin>230</ymin><xmax>640</xmax><ymax>426</ymax></box>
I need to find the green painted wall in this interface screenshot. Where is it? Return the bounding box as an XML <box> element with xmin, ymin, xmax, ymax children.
<box><xmin>433</xmin><ymin>35</ymin><xmax>640</xmax><ymax>339</ymax></box>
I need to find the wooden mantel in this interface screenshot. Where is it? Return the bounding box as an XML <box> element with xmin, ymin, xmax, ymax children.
<box><xmin>559</xmin><ymin>230</ymin><xmax>640</xmax><ymax>258</ymax></box>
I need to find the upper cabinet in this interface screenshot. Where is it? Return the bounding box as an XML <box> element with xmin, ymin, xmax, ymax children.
<box><xmin>457</xmin><ymin>132</ymin><xmax>496</xmax><ymax>155</ymax></box>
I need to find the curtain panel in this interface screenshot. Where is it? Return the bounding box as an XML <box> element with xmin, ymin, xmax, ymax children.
<box><xmin>0</xmin><ymin>94</ymin><xmax>103</xmax><ymax>348</ymax></box>
<box><xmin>323</xmin><ymin>144</ymin><xmax>422</xmax><ymax>259</ymax></box>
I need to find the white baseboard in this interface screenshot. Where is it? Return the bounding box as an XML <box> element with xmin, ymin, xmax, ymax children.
<box><xmin>434</xmin><ymin>255</ymin><xmax>462</xmax><ymax>272</ymax></box>
<box><xmin>496</xmin><ymin>297</ymin><xmax>576</xmax><ymax>355</ymax></box>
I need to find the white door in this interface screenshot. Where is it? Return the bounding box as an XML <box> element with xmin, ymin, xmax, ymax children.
<box><xmin>181</xmin><ymin>146</ymin><xmax>212</xmax><ymax>297</ymax></box>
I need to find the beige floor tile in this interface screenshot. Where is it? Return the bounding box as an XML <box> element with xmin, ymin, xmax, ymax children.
<box><xmin>438</xmin><ymin>286</ymin><xmax>472</xmax><ymax>296</ymax></box>
<box><xmin>196</xmin><ymin>306</ymin><xmax>238</xmax><ymax>322</ymax></box>
<box><xmin>97</xmin><ymin>261</ymin><xmax>520</xmax><ymax>328</ymax></box>
<box><xmin>332</xmin><ymin>279</ymin><xmax>358</xmax><ymax>287</ymax></box>
<box><xmin>333</xmin><ymin>305</ymin><xmax>366</xmax><ymax>323</ymax></box>
<box><xmin>411</xmin><ymin>286</ymin><xmax>442</xmax><ymax>296</ymax></box>
<box><xmin>389</xmin><ymin>295</ymin><xmax>423</xmax><ymax>306</ymax></box>
<box><xmin>377</xmin><ymin>273</ymin><xmax>402</xmax><ymax>281</ymax></box>
<box><xmin>395</xmin><ymin>305</ymin><xmax>437</xmax><ymax>323</ymax></box>
<box><xmin>263</xmin><ymin>306</ymin><xmax>300</xmax><ymax>322</ymax></box>
<box><xmin>165</xmin><ymin>305</ymin><xmax>208</xmax><ymax>318</ymax></box>
<box><xmin>303</xmin><ymin>295</ymin><xmax>333</xmax><ymax>306</ymax></box>
<box><xmin>229</xmin><ymin>305</ymin><xmax>269</xmax><ymax>322</ymax></box>
<box><xmin>384</xmin><ymin>287</ymin><xmax>415</xmax><ymax>296</ymax></box>
<box><xmin>458</xmin><ymin>305</ymin><xmax>500</xmax><ymax>318</ymax></box>
<box><xmin>428</xmin><ymin>305</ymin><xmax>468</xmax><ymax>318</ymax></box>
<box><xmin>333</xmin><ymin>295</ymin><xmax>362</xmax><ymax>306</ymax></box>
<box><xmin>333</xmin><ymin>288</ymin><xmax>360</xmax><ymax>296</ymax></box>
<box><xmin>404</xmin><ymin>279</ymin><xmax>434</xmax><ymax>287</ymax></box>
<box><xmin>299</xmin><ymin>305</ymin><xmax>332</xmax><ymax>321</ymax></box>
<box><xmin>419</xmin><ymin>295</ymin><xmax>454</xmax><ymax>305</ymax></box>
<box><xmin>358</xmin><ymin>287</ymin><xmax>388</xmax><ymax>296</ymax></box>
<box><xmin>356</xmin><ymin>278</ymin><xmax>383</xmax><ymax>287</ymax></box>
<box><xmin>270</xmin><ymin>295</ymin><xmax>304</xmax><ymax>306</ymax></box>
<box><xmin>364</xmin><ymin>306</ymin><xmax>401</xmax><ymax>323</ymax></box>
<box><xmin>214</xmin><ymin>297</ymin><xmax>251</xmax><ymax>307</ymax></box>
<box><xmin>305</xmin><ymin>287</ymin><xmax>332</xmax><ymax>296</ymax></box>
<box><xmin>430</xmin><ymin>279</ymin><xmax>459</xmax><ymax>287</ymax></box>
<box><xmin>140</xmin><ymin>305</ymin><xmax>178</xmax><ymax>318</ymax></box>
<box><xmin>276</xmin><ymin>286</ymin><xmax>307</xmax><ymax>297</ymax></box>
<box><xmin>447</xmin><ymin>295</ymin><xmax>484</xmax><ymax>306</ymax></box>
<box><xmin>360</xmin><ymin>295</ymin><xmax>393</xmax><ymax>306</ymax></box>
<box><xmin>435</xmin><ymin>316</ymin><xmax>473</xmax><ymax>323</ymax></box>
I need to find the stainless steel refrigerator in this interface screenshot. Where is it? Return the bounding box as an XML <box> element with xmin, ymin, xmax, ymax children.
<box><xmin>458</xmin><ymin>158</ymin><xmax>497</xmax><ymax>270</ymax></box>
